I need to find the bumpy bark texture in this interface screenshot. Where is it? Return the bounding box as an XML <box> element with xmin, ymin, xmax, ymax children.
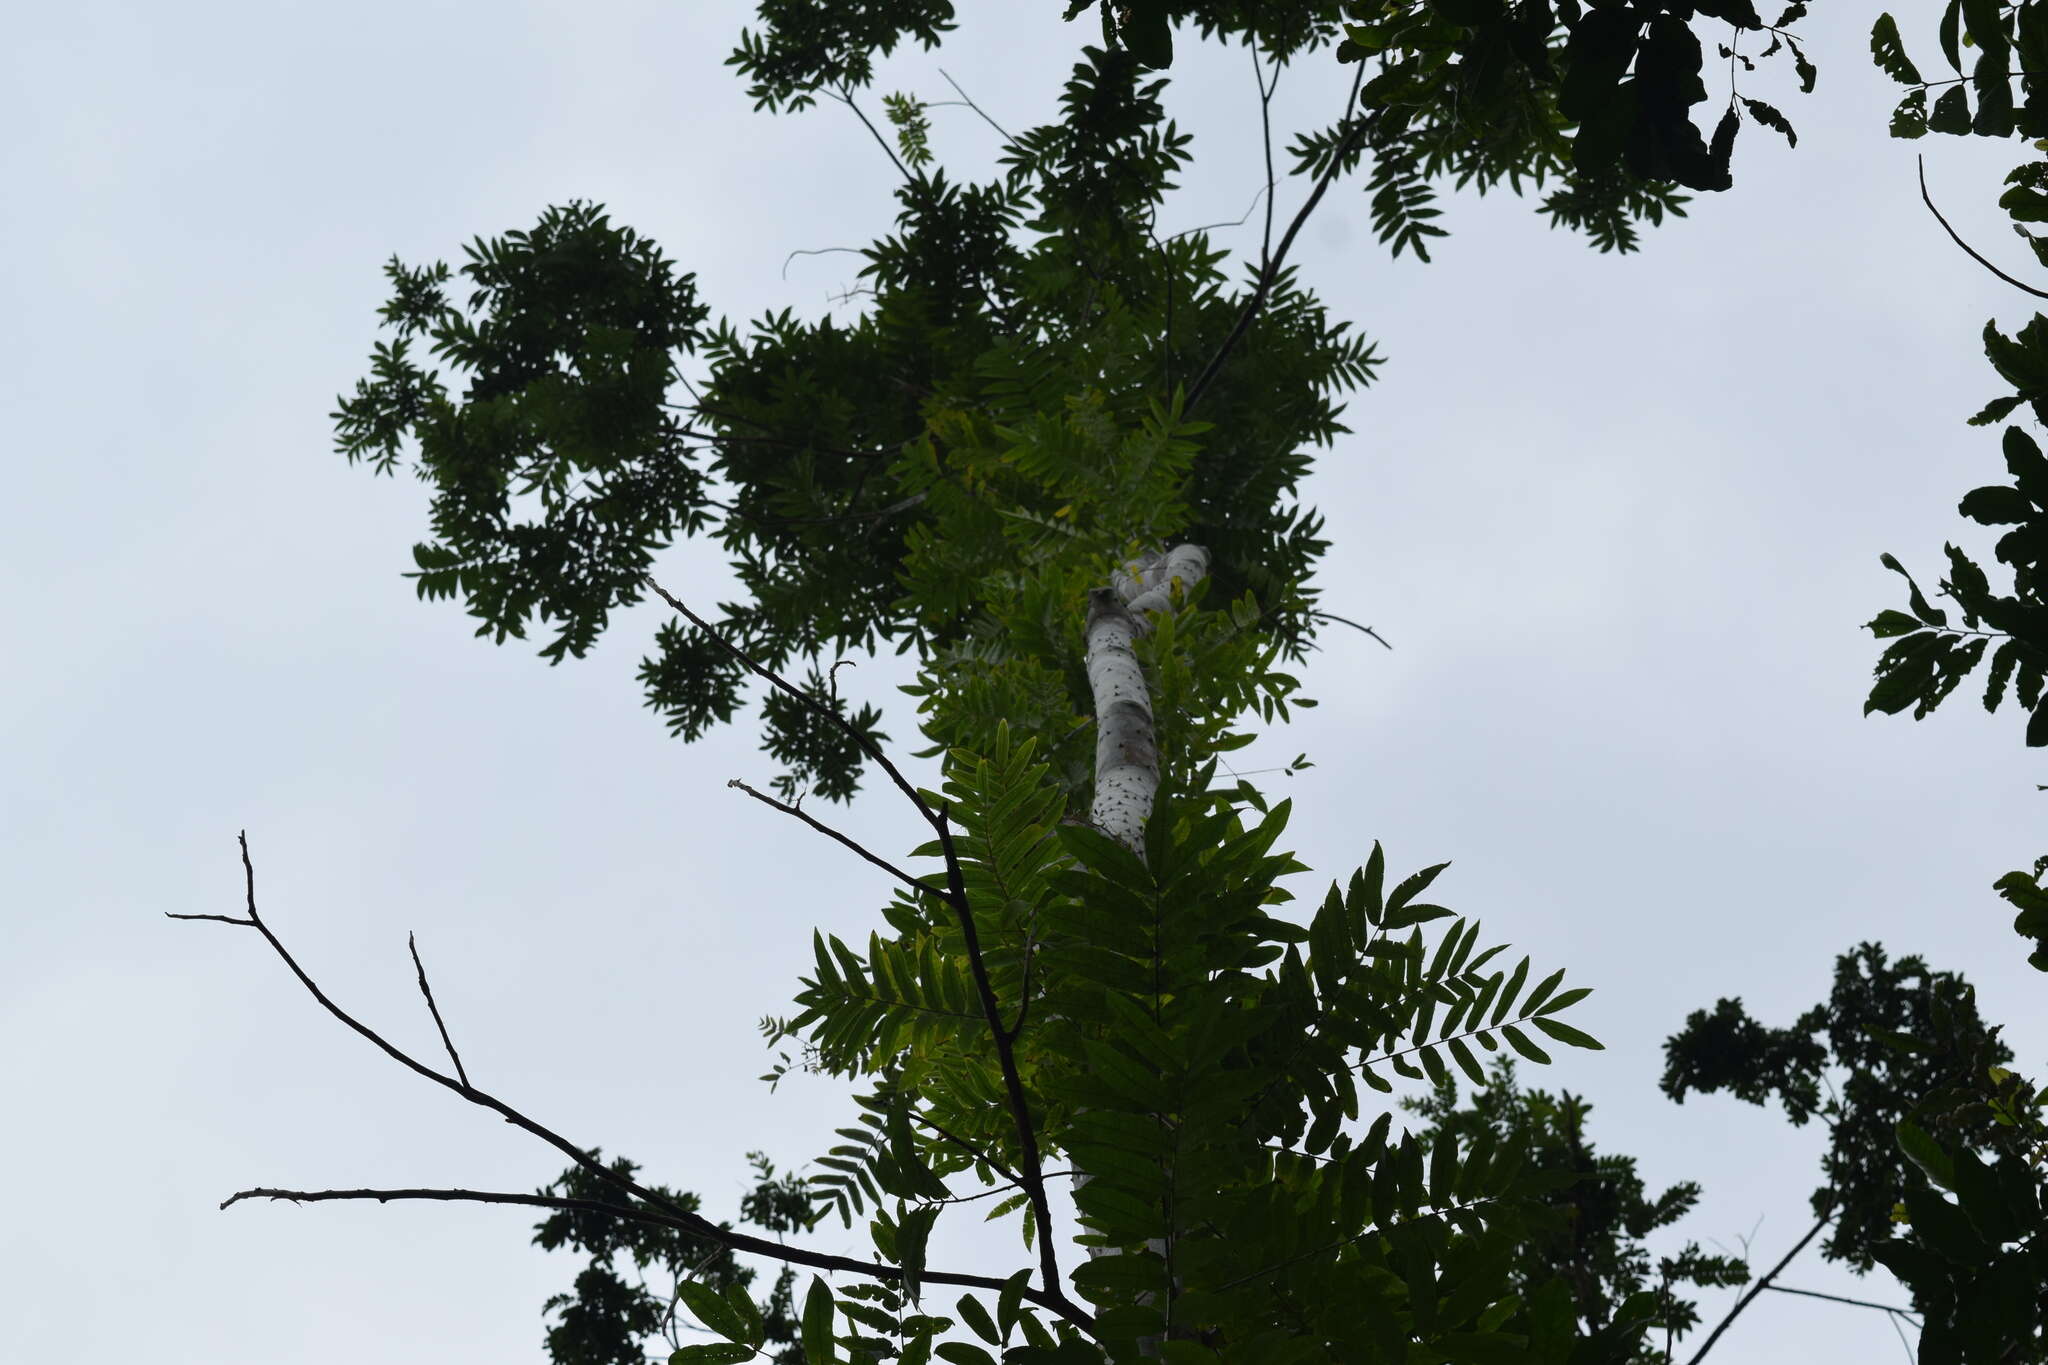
<box><xmin>1085</xmin><ymin>545</ymin><xmax>1210</xmax><ymax>853</ymax></box>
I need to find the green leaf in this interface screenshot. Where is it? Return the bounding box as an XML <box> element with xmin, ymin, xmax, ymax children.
<box><xmin>1520</xmin><ymin>968</ymin><xmax>1567</xmax><ymax>1016</ymax></box>
<box><xmin>1950</xmin><ymin>1144</ymin><xmax>2020</xmax><ymax>1243</ymax></box>
<box><xmin>1867</xmin><ymin>609</ymin><xmax>1925</xmax><ymax>638</ymax></box>
<box><xmin>676</xmin><ymin>1281</ymin><xmax>750</xmax><ymax>1344</ymax></box>
<box><xmin>997</xmin><ymin>1269</ymin><xmax>1029</xmax><ymax>1341</ymax></box>
<box><xmin>935</xmin><ymin>1346</ymin><xmax>999</xmax><ymax>1365</ymax></box>
<box><xmin>670</xmin><ymin>1346</ymin><xmax>755</xmax><ymax>1364</ymax></box>
<box><xmin>1871</xmin><ymin>14</ymin><xmax>1924</xmax><ymax>83</ymax></box>
<box><xmin>1896</xmin><ymin>1119</ymin><xmax>1957</xmax><ymax>1191</ymax></box>
<box><xmin>802</xmin><ymin>1276</ymin><xmax>838</xmax><ymax>1364</ymax></box>
<box><xmin>1501</xmin><ymin>1024</ymin><xmax>1552</xmax><ymax>1064</ymax></box>
<box><xmin>1492</xmin><ymin>957</ymin><xmax>1530</xmax><ymax>1026</ymax></box>
<box><xmin>725</xmin><ymin>1283</ymin><xmax>766</xmax><ymax>1348</ymax></box>
<box><xmin>1930</xmin><ymin>84</ymin><xmax>1972</xmax><ymax>133</ymax></box>
<box><xmin>1534</xmin><ymin>986</ymin><xmax>1592</xmax><ymax>1017</ymax></box>
<box><xmin>957</xmin><ymin>1294</ymin><xmax>1000</xmax><ymax>1346</ymax></box>
<box><xmin>1741</xmin><ymin>97</ymin><xmax>1797</xmax><ymax>148</ymax></box>
<box><xmin>1529</xmin><ymin>1015</ymin><xmax>1604</xmax><ymax>1050</ymax></box>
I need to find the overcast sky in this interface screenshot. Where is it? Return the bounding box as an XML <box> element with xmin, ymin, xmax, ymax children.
<box><xmin>5</xmin><ymin>3</ymin><xmax>2042</xmax><ymax>1362</ymax></box>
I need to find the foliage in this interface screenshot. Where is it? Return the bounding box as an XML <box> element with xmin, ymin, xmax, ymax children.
<box><xmin>736</xmin><ymin>0</ymin><xmax>1816</xmax><ymax>256</ymax></box>
<box><xmin>1864</xmin><ymin>0</ymin><xmax>2048</xmax><ymax>970</ymax></box>
<box><xmin>1869</xmin><ymin>1059</ymin><xmax>2048</xmax><ymax>1365</ymax></box>
<box><xmin>1404</xmin><ymin>1060</ymin><xmax>1748</xmax><ymax>1362</ymax></box>
<box><xmin>310</xmin><ymin>2</ymin><xmax>1757</xmax><ymax>1361</ymax></box>
<box><xmin>1662</xmin><ymin>943</ymin><xmax>2024</xmax><ymax>1281</ymax></box>
<box><xmin>746</xmin><ymin>716</ymin><xmax>1614</xmax><ymax>1363</ymax></box>
<box><xmin>533</xmin><ymin>1152</ymin><xmax>810</xmax><ymax>1365</ymax></box>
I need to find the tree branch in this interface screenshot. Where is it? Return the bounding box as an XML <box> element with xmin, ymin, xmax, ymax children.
<box><xmin>176</xmin><ymin>833</ymin><xmax>1098</xmax><ymax>1334</ymax></box>
<box><xmin>407</xmin><ymin>931</ymin><xmax>469</xmax><ymax>1089</ymax></box>
<box><xmin>1683</xmin><ymin>1200</ymin><xmax>1835</xmax><ymax>1365</ymax></box>
<box><xmin>1311</xmin><ymin>610</ymin><xmax>1393</xmax><ymax>650</ymax></box>
<box><xmin>1761</xmin><ymin>1283</ymin><xmax>1920</xmax><ymax>1321</ymax></box>
<box><xmin>933</xmin><ymin>803</ymin><xmax>1065</xmax><ymax>1300</ymax></box>
<box><xmin>1185</xmin><ymin>65</ymin><xmax>1367</xmax><ymax>413</ymax></box>
<box><xmin>221</xmin><ymin>1186</ymin><xmax>1059</xmax><ymax>1303</ymax></box>
<box><xmin>1918</xmin><ymin>155</ymin><xmax>2048</xmax><ymax>301</ymax></box>
<box><xmin>643</xmin><ymin>580</ymin><xmax>943</xmax><ymax>834</ymax></box>
<box><xmin>727</xmin><ymin>777</ymin><xmax>940</xmax><ymax>900</ymax></box>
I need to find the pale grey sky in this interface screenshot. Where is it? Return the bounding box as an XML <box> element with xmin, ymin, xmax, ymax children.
<box><xmin>3</xmin><ymin>3</ymin><xmax>2040</xmax><ymax>1362</ymax></box>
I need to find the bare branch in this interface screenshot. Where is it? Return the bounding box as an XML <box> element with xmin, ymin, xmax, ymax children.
<box><xmin>179</xmin><ymin>834</ymin><xmax>1099</xmax><ymax>1333</ymax></box>
<box><xmin>1919</xmin><ymin>155</ymin><xmax>2048</xmax><ymax>300</ymax></box>
<box><xmin>832</xmin><ymin>86</ymin><xmax>912</xmax><ymax>183</ymax></box>
<box><xmin>937</xmin><ymin>69</ymin><xmax>1014</xmax><ymax>143</ymax></box>
<box><xmin>911</xmin><ymin>1112</ymin><xmax>1021</xmax><ymax>1185</ymax></box>
<box><xmin>643</xmin><ymin>580</ymin><xmax>944</xmax><ymax>834</ymax></box>
<box><xmin>1684</xmin><ymin>1199</ymin><xmax>1835</xmax><ymax>1365</ymax></box>
<box><xmin>727</xmin><ymin>777</ymin><xmax>940</xmax><ymax>899</ymax></box>
<box><xmin>782</xmin><ymin>246</ymin><xmax>867</xmax><ymax>280</ymax></box>
<box><xmin>408</xmin><ymin>932</ymin><xmax>470</xmax><ymax>1089</ymax></box>
<box><xmin>220</xmin><ymin>1186</ymin><xmax>1063</xmax><ymax>1304</ymax></box>
<box><xmin>1186</xmin><ymin>65</ymin><xmax>1367</xmax><ymax>413</ymax></box>
<box><xmin>1761</xmin><ymin>1283</ymin><xmax>1921</xmax><ymax>1320</ymax></box>
<box><xmin>1312</xmin><ymin>610</ymin><xmax>1393</xmax><ymax>650</ymax></box>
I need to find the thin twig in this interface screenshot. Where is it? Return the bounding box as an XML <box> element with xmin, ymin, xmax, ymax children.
<box><xmin>407</xmin><ymin>932</ymin><xmax>469</xmax><ymax>1089</ymax></box>
<box><xmin>1311</xmin><ymin>610</ymin><xmax>1392</xmax><ymax>650</ymax></box>
<box><xmin>1919</xmin><ymin>155</ymin><xmax>2048</xmax><ymax>300</ymax></box>
<box><xmin>177</xmin><ymin>834</ymin><xmax>1098</xmax><ymax>1333</ymax></box>
<box><xmin>644</xmin><ymin>581</ymin><xmax>941</xmax><ymax>830</ymax></box>
<box><xmin>1760</xmin><ymin>1283</ymin><xmax>1920</xmax><ymax>1320</ymax></box>
<box><xmin>833</xmin><ymin>86</ymin><xmax>913</xmax><ymax>182</ymax></box>
<box><xmin>1253</xmin><ymin>41</ymin><xmax>1279</xmax><ymax>274</ymax></box>
<box><xmin>782</xmin><ymin>246</ymin><xmax>866</xmax><ymax>280</ymax></box>
<box><xmin>1185</xmin><ymin>64</ymin><xmax>1367</xmax><ymax>413</ymax></box>
<box><xmin>938</xmin><ymin>69</ymin><xmax>1014</xmax><ymax>142</ymax></box>
<box><xmin>910</xmin><ymin>1112</ymin><xmax>1022</xmax><ymax>1185</ymax></box>
<box><xmin>727</xmin><ymin>778</ymin><xmax>940</xmax><ymax>899</ymax></box>
<box><xmin>1162</xmin><ymin>185</ymin><xmax>1271</xmax><ymax>243</ymax></box>
<box><xmin>1683</xmin><ymin>1200</ymin><xmax>1835</xmax><ymax>1365</ymax></box>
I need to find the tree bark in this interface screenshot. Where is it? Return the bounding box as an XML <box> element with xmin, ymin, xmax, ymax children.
<box><xmin>1085</xmin><ymin>544</ymin><xmax>1209</xmax><ymax>853</ymax></box>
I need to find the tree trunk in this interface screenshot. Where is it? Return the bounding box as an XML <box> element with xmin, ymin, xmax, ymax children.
<box><xmin>1085</xmin><ymin>544</ymin><xmax>1210</xmax><ymax>852</ymax></box>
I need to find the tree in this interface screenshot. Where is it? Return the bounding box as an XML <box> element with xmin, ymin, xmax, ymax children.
<box><xmin>179</xmin><ymin>2</ymin><xmax>1814</xmax><ymax>1361</ymax></box>
<box><xmin>1403</xmin><ymin>1061</ymin><xmax>1748</xmax><ymax>1363</ymax></box>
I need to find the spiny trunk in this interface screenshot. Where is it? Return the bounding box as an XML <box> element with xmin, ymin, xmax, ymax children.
<box><xmin>1077</xmin><ymin>544</ymin><xmax>1210</xmax><ymax>1354</ymax></box>
<box><xmin>1085</xmin><ymin>544</ymin><xmax>1210</xmax><ymax>853</ymax></box>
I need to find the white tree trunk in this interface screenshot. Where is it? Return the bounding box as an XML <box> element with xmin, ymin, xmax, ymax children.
<box><xmin>1077</xmin><ymin>544</ymin><xmax>1209</xmax><ymax>1353</ymax></box>
<box><xmin>1085</xmin><ymin>545</ymin><xmax>1209</xmax><ymax>853</ymax></box>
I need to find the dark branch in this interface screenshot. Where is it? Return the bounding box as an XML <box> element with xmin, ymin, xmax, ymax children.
<box><xmin>221</xmin><ymin>1186</ymin><xmax>1060</xmax><ymax>1303</ymax></box>
<box><xmin>911</xmin><ymin>1112</ymin><xmax>1022</xmax><ymax>1185</ymax></box>
<box><xmin>1312</xmin><ymin>610</ymin><xmax>1393</xmax><ymax>650</ymax></box>
<box><xmin>1919</xmin><ymin>155</ymin><xmax>2048</xmax><ymax>300</ymax></box>
<box><xmin>644</xmin><ymin>580</ymin><xmax>944</xmax><ymax>834</ymax></box>
<box><xmin>937</xmin><ymin>69</ymin><xmax>1014</xmax><ymax>143</ymax></box>
<box><xmin>933</xmin><ymin>804</ymin><xmax>1063</xmax><ymax>1299</ymax></box>
<box><xmin>179</xmin><ymin>833</ymin><xmax>1099</xmax><ymax>1334</ymax></box>
<box><xmin>1761</xmin><ymin>1283</ymin><xmax>1921</xmax><ymax>1320</ymax></box>
<box><xmin>1185</xmin><ymin>65</ymin><xmax>1367</xmax><ymax>413</ymax></box>
<box><xmin>782</xmin><ymin>246</ymin><xmax>867</xmax><ymax>280</ymax></box>
<box><xmin>1684</xmin><ymin>1199</ymin><xmax>1836</xmax><ymax>1365</ymax></box>
<box><xmin>408</xmin><ymin>932</ymin><xmax>470</xmax><ymax>1089</ymax></box>
<box><xmin>833</xmin><ymin>86</ymin><xmax>912</xmax><ymax>182</ymax></box>
<box><xmin>728</xmin><ymin>777</ymin><xmax>940</xmax><ymax>899</ymax></box>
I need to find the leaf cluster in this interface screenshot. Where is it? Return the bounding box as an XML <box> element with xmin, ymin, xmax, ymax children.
<box><xmin>1405</xmin><ymin>1059</ymin><xmax>1748</xmax><ymax>1362</ymax></box>
<box><xmin>1868</xmin><ymin>1052</ymin><xmax>2048</xmax><ymax>1363</ymax></box>
<box><xmin>532</xmin><ymin>1151</ymin><xmax>809</xmax><ymax>1365</ymax></box>
<box><xmin>755</xmin><ymin>711</ymin><xmax>1610</xmax><ymax>1362</ymax></box>
<box><xmin>1662</xmin><ymin>943</ymin><xmax>2013</xmax><ymax>1274</ymax></box>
